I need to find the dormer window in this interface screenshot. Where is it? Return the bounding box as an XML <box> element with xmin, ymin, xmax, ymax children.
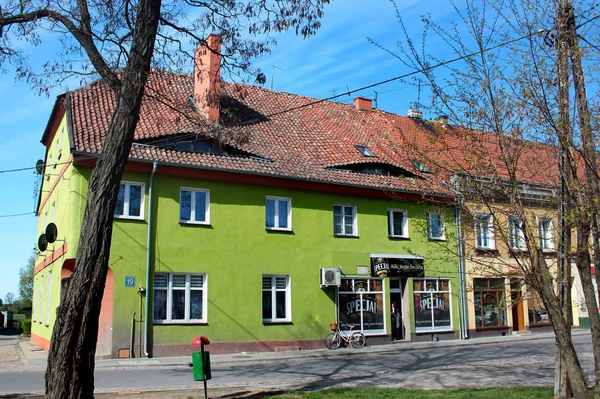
<box><xmin>355</xmin><ymin>145</ymin><xmax>376</xmax><ymax>157</ymax></box>
<box><xmin>413</xmin><ymin>160</ymin><xmax>431</xmax><ymax>173</ymax></box>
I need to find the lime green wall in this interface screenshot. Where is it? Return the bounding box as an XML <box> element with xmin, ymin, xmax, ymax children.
<box><xmin>32</xmin><ymin>116</ymin><xmax>84</xmax><ymax>342</ymax></box>
<box><xmin>36</xmin><ymin>160</ymin><xmax>460</xmax><ymax>353</ymax></box>
<box><xmin>100</xmin><ymin>171</ymin><xmax>460</xmax><ymax>350</ymax></box>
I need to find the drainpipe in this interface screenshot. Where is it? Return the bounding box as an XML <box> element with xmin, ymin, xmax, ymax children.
<box><xmin>455</xmin><ymin>197</ymin><xmax>469</xmax><ymax>339</ymax></box>
<box><xmin>145</xmin><ymin>161</ymin><xmax>158</xmax><ymax>357</ymax></box>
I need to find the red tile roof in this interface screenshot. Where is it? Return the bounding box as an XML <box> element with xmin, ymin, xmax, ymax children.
<box><xmin>65</xmin><ymin>69</ymin><xmax>559</xmax><ymax>201</ymax></box>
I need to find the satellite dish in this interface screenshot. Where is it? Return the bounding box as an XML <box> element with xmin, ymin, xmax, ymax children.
<box><xmin>35</xmin><ymin>159</ymin><xmax>45</xmax><ymax>175</ymax></box>
<box><xmin>45</xmin><ymin>223</ymin><xmax>58</xmax><ymax>244</ymax></box>
<box><xmin>38</xmin><ymin>234</ymin><xmax>48</xmax><ymax>252</ymax></box>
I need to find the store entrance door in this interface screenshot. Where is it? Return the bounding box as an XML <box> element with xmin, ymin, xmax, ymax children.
<box><xmin>511</xmin><ymin>291</ymin><xmax>525</xmax><ymax>331</ymax></box>
<box><xmin>390</xmin><ymin>279</ymin><xmax>405</xmax><ymax>341</ymax></box>
<box><xmin>510</xmin><ymin>279</ymin><xmax>525</xmax><ymax>332</ymax></box>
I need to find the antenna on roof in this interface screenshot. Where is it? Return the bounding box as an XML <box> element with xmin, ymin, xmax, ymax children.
<box><xmin>346</xmin><ymin>84</ymin><xmax>351</xmax><ymax>97</ymax></box>
<box><xmin>271</xmin><ymin>65</ymin><xmax>285</xmax><ymax>90</ymax></box>
<box><xmin>332</xmin><ymin>88</ymin><xmax>336</xmax><ymax>97</ymax></box>
<box><xmin>373</xmin><ymin>90</ymin><xmax>378</xmax><ymax>109</ymax></box>
<box><xmin>417</xmin><ymin>80</ymin><xmax>422</xmax><ymax>107</ymax></box>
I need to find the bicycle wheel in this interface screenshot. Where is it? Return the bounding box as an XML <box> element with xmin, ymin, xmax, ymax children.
<box><xmin>351</xmin><ymin>331</ymin><xmax>365</xmax><ymax>348</ymax></box>
<box><xmin>325</xmin><ymin>332</ymin><xmax>341</xmax><ymax>349</ymax></box>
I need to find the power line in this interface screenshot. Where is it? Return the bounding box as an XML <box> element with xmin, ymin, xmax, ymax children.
<box><xmin>0</xmin><ymin>211</ymin><xmax>35</xmax><ymax>218</ymax></box>
<box><xmin>0</xmin><ymin>13</ymin><xmax>598</xmax><ymax>175</ymax></box>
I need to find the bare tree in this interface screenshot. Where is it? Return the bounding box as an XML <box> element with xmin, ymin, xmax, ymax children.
<box><xmin>373</xmin><ymin>0</ymin><xmax>600</xmax><ymax>397</ymax></box>
<box><xmin>0</xmin><ymin>1</ymin><xmax>329</xmax><ymax>397</ymax></box>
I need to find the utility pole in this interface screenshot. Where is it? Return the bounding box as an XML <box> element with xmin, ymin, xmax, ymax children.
<box><xmin>555</xmin><ymin>0</ymin><xmax>572</xmax><ymax>396</ymax></box>
<box><xmin>564</xmin><ymin>0</ymin><xmax>600</xmax><ymax>395</ymax></box>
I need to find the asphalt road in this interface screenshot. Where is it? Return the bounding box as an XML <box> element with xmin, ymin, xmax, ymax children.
<box><xmin>0</xmin><ymin>334</ymin><xmax>594</xmax><ymax>396</ymax></box>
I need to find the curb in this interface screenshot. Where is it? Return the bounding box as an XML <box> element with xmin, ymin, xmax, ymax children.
<box><xmin>17</xmin><ymin>328</ymin><xmax>591</xmax><ymax>370</ymax></box>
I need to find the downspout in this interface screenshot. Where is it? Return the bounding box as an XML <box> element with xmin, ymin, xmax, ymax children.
<box><xmin>455</xmin><ymin>197</ymin><xmax>469</xmax><ymax>339</ymax></box>
<box><xmin>145</xmin><ymin>161</ymin><xmax>158</xmax><ymax>357</ymax></box>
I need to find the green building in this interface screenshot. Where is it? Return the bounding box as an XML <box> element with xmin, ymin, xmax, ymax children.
<box><xmin>31</xmin><ymin>36</ymin><xmax>464</xmax><ymax>358</ymax></box>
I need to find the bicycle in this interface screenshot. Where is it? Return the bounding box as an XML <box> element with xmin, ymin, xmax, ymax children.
<box><xmin>325</xmin><ymin>323</ymin><xmax>366</xmax><ymax>349</ymax></box>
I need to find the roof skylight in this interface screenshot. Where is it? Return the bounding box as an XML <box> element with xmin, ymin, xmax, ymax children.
<box><xmin>355</xmin><ymin>145</ymin><xmax>376</xmax><ymax>157</ymax></box>
<box><xmin>413</xmin><ymin>159</ymin><xmax>431</xmax><ymax>173</ymax></box>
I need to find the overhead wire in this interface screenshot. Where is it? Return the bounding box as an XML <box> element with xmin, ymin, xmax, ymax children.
<box><xmin>0</xmin><ymin>12</ymin><xmax>598</xmax><ymax>176</ymax></box>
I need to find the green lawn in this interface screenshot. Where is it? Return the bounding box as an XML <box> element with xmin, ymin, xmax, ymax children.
<box><xmin>272</xmin><ymin>387</ymin><xmax>555</xmax><ymax>399</ymax></box>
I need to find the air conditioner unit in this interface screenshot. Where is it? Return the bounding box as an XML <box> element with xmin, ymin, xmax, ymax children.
<box><xmin>320</xmin><ymin>268</ymin><xmax>341</xmax><ymax>287</ymax></box>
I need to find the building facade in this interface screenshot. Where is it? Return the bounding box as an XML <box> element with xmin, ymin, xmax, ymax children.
<box><xmin>31</xmin><ymin>37</ymin><xmax>466</xmax><ymax>357</ymax></box>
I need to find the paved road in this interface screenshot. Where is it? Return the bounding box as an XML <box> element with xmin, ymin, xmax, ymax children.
<box><xmin>0</xmin><ymin>334</ymin><xmax>594</xmax><ymax>396</ymax></box>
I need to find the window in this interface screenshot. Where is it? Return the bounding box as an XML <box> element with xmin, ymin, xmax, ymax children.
<box><xmin>413</xmin><ymin>278</ymin><xmax>452</xmax><ymax>332</ymax></box>
<box><xmin>527</xmin><ymin>289</ymin><xmax>550</xmax><ymax>325</ymax></box>
<box><xmin>262</xmin><ymin>275</ymin><xmax>291</xmax><ymax>322</ymax></box>
<box><xmin>114</xmin><ymin>182</ymin><xmax>144</xmax><ymax>219</ymax></box>
<box><xmin>338</xmin><ymin>278</ymin><xmax>384</xmax><ymax>334</ymax></box>
<box><xmin>55</xmin><ymin>129</ymin><xmax>63</xmax><ymax>162</ymax></box>
<box><xmin>509</xmin><ymin>218</ymin><xmax>526</xmax><ymax>250</ymax></box>
<box><xmin>45</xmin><ymin>271</ymin><xmax>52</xmax><ymax>326</ymax></box>
<box><xmin>180</xmin><ymin>188</ymin><xmax>210</xmax><ymax>224</ymax></box>
<box><xmin>538</xmin><ymin>217</ymin><xmax>555</xmax><ymax>251</ymax></box>
<box><xmin>153</xmin><ymin>273</ymin><xmax>207</xmax><ymax>323</ymax></box>
<box><xmin>428</xmin><ymin>212</ymin><xmax>445</xmax><ymax>240</ymax></box>
<box><xmin>473</xmin><ymin>278</ymin><xmax>507</xmax><ymax>328</ymax></box>
<box><xmin>334</xmin><ymin>204</ymin><xmax>357</xmax><ymax>236</ymax></box>
<box><xmin>413</xmin><ymin>159</ymin><xmax>431</xmax><ymax>173</ymax></box>
<box><xmin>32</xmin><ymin>278</ymin><xmax>37</xmax><ymax>322</ymax></box>
<box><xmin>387</xmin><ymin>209</ymin><xmax>408</xmax><ymax>238</ymax></box>
<box><xmin>475</xmin><ymin>214</ymin><xmax>495</xmax><ymax>249</ymax></box>
<box><xmin>266</xmin><ymin>196</ymin><xmax>292</xmax><ymax>231</ymax></box>
<box><xmin>37</xmin><ymin>275</ymin><xmax>44</xmax><ymax>324</ymax></box>
<box><xmin>355</xmin><ymin>145</ymin><xmax>376</xmax><ymax>157</ymax></box>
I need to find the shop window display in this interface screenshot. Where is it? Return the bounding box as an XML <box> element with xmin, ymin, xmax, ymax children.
<box><xmin>528</xmin><ymin>290</ymin><xmax>550</xmax><ymax>325</ymax></box>
<box><xmin>413</xmin><ymin>278</ymin><xmax>452</xmax><ymax>332</ymax></box>
<box><xmin>473</xmin><ymin>278</ymin><xmax>507</xmax><ymax>328</ymax></box>
<box><xmin>338</xmin><ymin>278</ymin><xmax>384</xmax><ymax>335</ymax></box>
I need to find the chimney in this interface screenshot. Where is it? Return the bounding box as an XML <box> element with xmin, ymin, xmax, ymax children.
<box><xmin>354</xmin><ymin>97</ymin><xmax>373</xmax><ymax>110</ymax></box>
<box><xmin>194</xmin><ymin>34</ymin><xmax>222</xmax><ymax>123</ymax></box>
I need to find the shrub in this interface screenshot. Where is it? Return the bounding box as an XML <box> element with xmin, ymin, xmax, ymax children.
<box><xmin>22</xmin><ymin>319</ymin><xmax>31</xmax><ymax>336</ymax></box>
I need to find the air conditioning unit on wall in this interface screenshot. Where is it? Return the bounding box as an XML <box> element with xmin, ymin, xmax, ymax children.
<box><xmin>320</xmin><ymin>268</ymin><xmax>341</xmax><ymax>288</ymax></box>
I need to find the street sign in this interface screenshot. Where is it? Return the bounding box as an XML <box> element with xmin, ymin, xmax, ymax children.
<box><xmin>125</xmin><ymin>276</ymin><xmax>136</xmax><ymax>287</ymax></box>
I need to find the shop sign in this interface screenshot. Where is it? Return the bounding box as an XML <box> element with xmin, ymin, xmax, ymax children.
<box><xmin>370</xmin><ymin>256</ymin><xmax>424</xmax><ymax>278</ymax></box>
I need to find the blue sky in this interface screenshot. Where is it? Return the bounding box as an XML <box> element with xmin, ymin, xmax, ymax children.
<box><xmin>0</xmin><ymin>0</ymin><xmax>455</xmax><ymax>301</ymax></box>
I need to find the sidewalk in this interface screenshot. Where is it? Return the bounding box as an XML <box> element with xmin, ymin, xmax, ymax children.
<box><xmin>18</xmin><ymin>328</ymin><xmax>591</xmax><ymax>370</ymax></box>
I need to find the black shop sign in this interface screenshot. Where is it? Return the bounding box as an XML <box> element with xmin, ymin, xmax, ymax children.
<box><xmin>371</xmin><ymin>256</ymin><xmax>425</xmax><ymax>278</ymax></box>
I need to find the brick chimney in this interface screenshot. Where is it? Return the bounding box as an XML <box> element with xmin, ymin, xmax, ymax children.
<box><xmin>354</xmin><ymin>97</ymin><xmax>373</xmax><ymax>110</ymax></box>
<box><xmin>194</xmin><ymin>34</ymin><xmax>222</xmax><ymax>123</ymax></box>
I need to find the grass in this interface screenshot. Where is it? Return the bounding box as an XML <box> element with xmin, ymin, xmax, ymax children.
<box><xmin>271</xmin><ymin>387</ymin><xmax>555</xmax><ymax>399</ymax></box>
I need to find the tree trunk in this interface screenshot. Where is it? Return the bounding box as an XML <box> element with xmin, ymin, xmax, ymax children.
<box><xmin>44</xmin><ymin>1</ymin><xmax>162</xmax><ymax>398</ymax></box>
<box><xmin>534</xmin><ymin>251</ymin><xmax>591</xmax><ymax>399</ymax></box>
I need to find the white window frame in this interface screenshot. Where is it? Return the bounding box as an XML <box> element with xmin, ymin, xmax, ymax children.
<box><xmin>333</xmin><ymin>204</ymin><xmax>358</xmax><ymax>237</ymax></box>
<box><xmin>475</xmin><ymin>213</ymin><xmax>495</xmax><ymax>249</ymax></box>
<box><xmin>538</xmin><ymin>217</ymin><xmax>555</xmax><ymax>251</ymax></box>
<box><xmin>413</xmin><ymin>277</ymin><xmax>453</xmax><ymax>333</ymax></box>
<box><xmin>262</xmin><ymin>274</ymin><xmax>291</xmax><ymax>323</ymax></box>
<box><xmin>509</xmin><ymin>218</ymin><xmax>526</xmax><ymax>250</ymax></box>
<box><xmin>427</xmin><ymin>212</ymin><xmax>446</xmax><ymax>240</ymax></box>
<box><xmin>32</xmin><ymin>277</ymin><xmax>37</xmax><ymax>322</ymax></box>
<box><xmin>153</xmin><ymin>273</ymin><xmax>207</xmax><ymax>324</ymax></box>
<box><xmin>266</xmin><ymin>196</ymin><xmax>292</xmax><ymax>231</ymax></box>
<box><xmin>387</xmin><ymin>208</ymin><xmax>408</xmax><ymax>238</ymax></box>
<box><xmin>37</xmin><ymin>275</ymin><xmax>44</xmax><ymax>324</ymax></box>
<box><xmin>45</xmin><ymin>271</ymin><xmax>52</xmax><ymax>326</ymax></box>
<box><xmin>114</xmin><ymin>181</ymin><xmax>145</xmax><ymax>220</ymax></box>
<box><xmin>338</xmin><ymin>277</ymin><xmax>385</xmax><ymax>335</ymax></box>
<box><xmin>179</xmin><ymin>187</ymin><xmax>210</xmax><ymax>225</ymax></box>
